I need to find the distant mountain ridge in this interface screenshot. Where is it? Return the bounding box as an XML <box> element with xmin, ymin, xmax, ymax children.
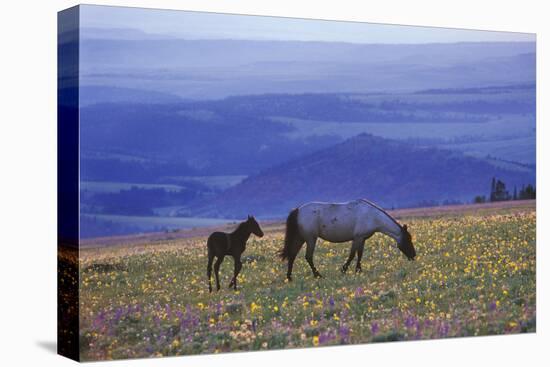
<box><xmin>415</xmin><ymin>82</ymin><xmax>535</xmax><ymax>95</ymax></box>
<box><xmin>73</xmin><ymin>37</ymin><xmax>535</xmax><ymax>99</ymax></box>
<box><xmin>189</xmin><ymin>134</ymin><xmax>535</xmax><ymax>218</ymax></box>
<box><xmin>78</xmin><ymin>37</ymin><xmax>535</xmax><ymax>69</ymax></box>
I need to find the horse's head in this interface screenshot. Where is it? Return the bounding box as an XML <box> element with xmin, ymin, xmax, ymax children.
<box><xmin>398</xmin><ymin>224</ymin><xmax>416</xmax><ymax>260</ymax></box>
<box><xmin>246</xmin><ymin>215</ymin><xmax>264</xmax><ymax>238</ymax></box>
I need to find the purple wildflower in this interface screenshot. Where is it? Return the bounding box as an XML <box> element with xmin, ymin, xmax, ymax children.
<box><xmin>113</xmin><ymin>307</ymin><xmax>123</xmax><ymax>323</ymax></box>
<box><xmin>405</xmin><ymin>315</ymin><xmax>417</xmax><ymax>328</ymax></box>
<box><xmin>93</xmin><ymin>311</ymin><xmax>106</xmax><ymax>329</ymax></box>
<box><xmin>439</xmin><ymin>322</ymin><xmax>450</xmax><ymax>337</ymax></box>
<box><xmin>153</xmin><ymin>315</ymin><xmax>161</xmax><ymax>328</ymax></box>
<box><xmin>371</xmin><ymin>322</ymin><xmax>379</xmax><ymax>335</ymax></box>
<box><xmin>339</xmin><ymin>325</ymin><xmax>351</xmax><ymax>343</ymax></box>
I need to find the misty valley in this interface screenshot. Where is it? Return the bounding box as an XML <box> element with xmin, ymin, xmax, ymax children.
<box><xmin>74</xmin><ymin>84</ymin><xmax>535</xmax><ymax>237</ymax></box>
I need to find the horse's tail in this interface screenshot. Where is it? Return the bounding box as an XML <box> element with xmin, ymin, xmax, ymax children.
<box><xmin>279</xmin><ymin>208</ymin><xmax>300</xmax><ymax>261</ymax></box>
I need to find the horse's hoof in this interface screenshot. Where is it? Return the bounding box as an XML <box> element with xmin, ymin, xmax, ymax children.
<box><xmin>341</xmin><ymin>266</ymin><xmax>348</xmax><ymax>274</ymax></box>
<box><xmin>314</xmin><ymin>273</ymin><xmax>323</xmax><ymax>279</ymax></box>
<box><xmin>209</xmin><ymin>287</ymin><xmax>212</xmax><ymax>293</ymax></box>
<box><xmin>286</xmin><ymin>276</ymin><xmax>293</xmax><ymax>282</ymax></box>
<box><xmin>355</xmin><ymin>268</ymin><xmax>362</xmax><ymax>274</ymax></box>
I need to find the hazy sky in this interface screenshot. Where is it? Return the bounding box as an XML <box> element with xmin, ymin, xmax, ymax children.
<box><xmin>80</xmin><ymin>5</ymin><xmax>535</xmax><ymax>44</ymax></box>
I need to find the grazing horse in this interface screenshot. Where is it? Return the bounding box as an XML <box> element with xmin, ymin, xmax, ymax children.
<box><xmin>279</xmin><ymin>199</ymin><xmax>415</xmax><ymax>281</ymax></box>
<box><xmin>207</xmin><ymin>216</ymin><xmax>264</xmax><ymax>292</ymax></box>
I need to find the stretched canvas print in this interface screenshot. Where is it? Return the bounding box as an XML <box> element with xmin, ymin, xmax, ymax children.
<box><xmin>58</xmin><ymin>4</ymin><xmax>536</xmax><ymax>362</ymax></box>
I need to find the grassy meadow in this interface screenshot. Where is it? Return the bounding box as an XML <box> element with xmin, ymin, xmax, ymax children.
<box><xmin>77</xmin><ymin>202</ymin><xmax>536</xmax><ymax>361</ymax></box>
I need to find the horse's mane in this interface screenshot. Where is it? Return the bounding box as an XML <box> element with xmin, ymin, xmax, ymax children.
<box><xmin>359</xmin><ymin>199</ymin><xmax>402</xmax><ymax>230</ymax></box>
<box><xmin>232</xmin><ymin>220</ymin><xmax>248</xmax><ymax>234</ymax></box>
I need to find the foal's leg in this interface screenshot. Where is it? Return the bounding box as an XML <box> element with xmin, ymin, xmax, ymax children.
<box><xmin>305</xmin><ymin>237</ymin><xmax>322</xmax><ymax>278</ymax></box>
<box><xmin>228</xmin><ymin>256</ymin><xmax>243</xmax><ymax>290</ymax></box>
<box><xmin>207</xmin><ymin>254</ymin><xmax>214</xmax><ymax>293</ymax></box>
<box><xmin>213</xmin><ymin>256</ymin><xmax>224</xmax><ymax>291</ymax></box>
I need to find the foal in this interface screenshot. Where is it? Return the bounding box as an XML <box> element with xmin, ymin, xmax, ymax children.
<box><xmin>207</xmin><ymin>216</ymin><xmax>264</xmax><ymax>292</ymax></box>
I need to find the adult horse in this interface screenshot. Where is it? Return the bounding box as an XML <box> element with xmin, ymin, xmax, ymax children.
<box><xmin>279</xmin><ymin>199</ymin><xmax>415</xmax><ymax>281</ymax></box>
<box><xmin>207</xmin><ymin>215</ymin><xmax>264</xmax><ymax>292</ymax></box>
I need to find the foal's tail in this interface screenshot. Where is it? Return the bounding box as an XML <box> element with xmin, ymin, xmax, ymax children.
<box><xmin>279</xmin><ymin>208</ymin><xmax>300</xmax><ymax>260</ymax></box>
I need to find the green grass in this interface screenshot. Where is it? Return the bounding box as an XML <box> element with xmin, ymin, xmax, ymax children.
<box><xmin>78</xmin><ymin>207</ymin><xmax>536</xmax><ymax>360</ymax></box>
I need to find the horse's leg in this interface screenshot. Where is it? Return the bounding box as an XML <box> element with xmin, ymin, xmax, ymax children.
<box><xmin>207</xmin><ymin>253</ymin><xmax>214</xmax><ymax>293</ymax></box>
<box><xmin>287</xmin><ymin>238</ymin><xmax>304</xmax><ymax>282</ymax></box>
<box><xmin>229</xmin><ymin>256</ymin><xmax>243</xmax><ymax>290</ymax></box>
<box><xmin>213</xmin><ymin>256</ymin><xmax>224</xmax><ymax>291</ymax></box>
<box><xmin>305</xmin><ymin>237</ymin><xmax>322</xmax><ymax>278</ymax></box>
<box><xmin>287</xmin><ymin>253</ymin><xmax>296</xmax><ymax>282</ymax></box>
<box><xmin>341</xmin><ymin>239</ymin><xmax>360</xmax><ymax>273</ymax></box>
<box><xmin>355</xmin><ymin>233</ymin><xmax>373</xmax><ymax>273</ymax></box>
